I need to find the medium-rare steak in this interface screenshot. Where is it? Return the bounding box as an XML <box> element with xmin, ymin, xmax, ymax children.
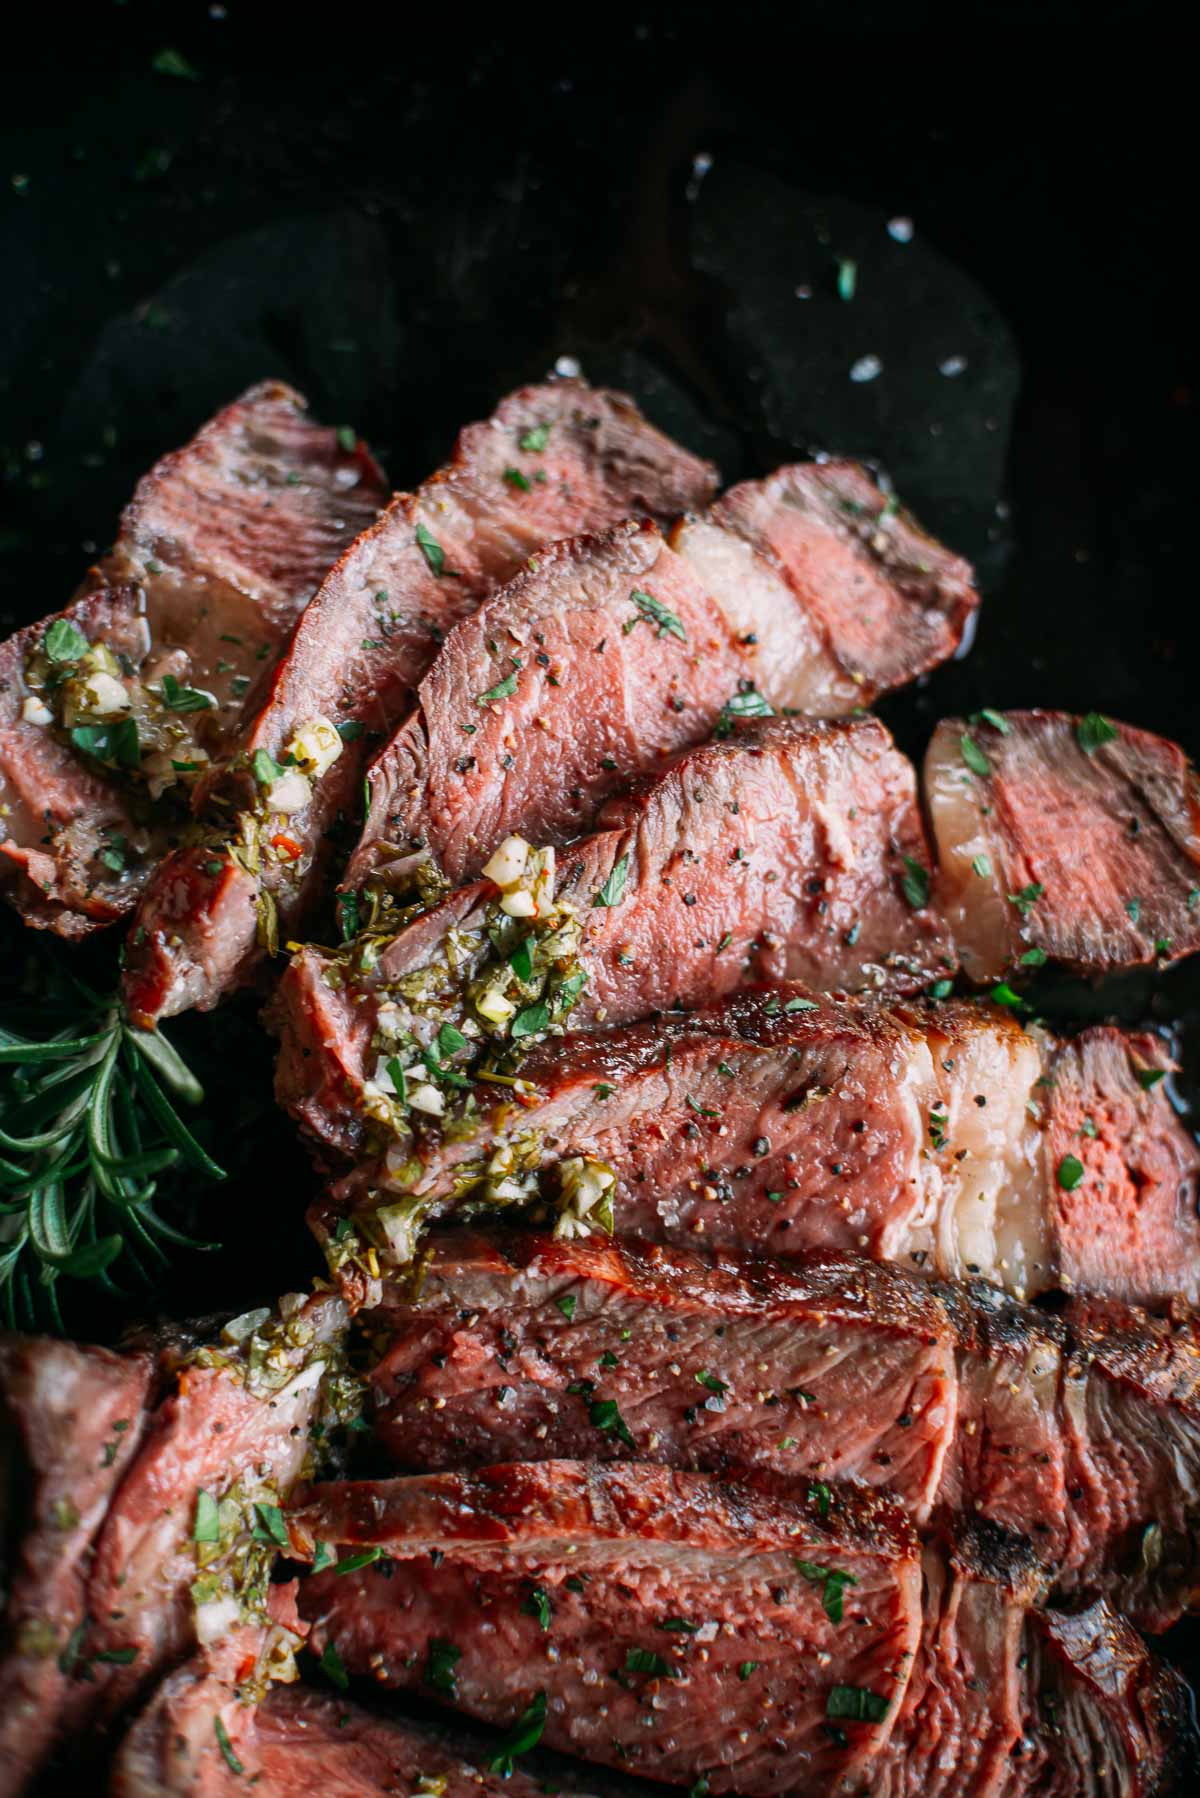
<box><xmin>360</xmin><ymin>1230</ymin><xmax>1200</xmax><ymax>1631</ymax></box>
<box><xmin>288</xmin><ymin>1461</ymin><xmax>922</xmax><ymax>1795</ymax></box>
<box><xmin>0</xmin><ymin>382</ymin><xmax>385</xmax><ymax>937</ymax></box>
<box><xmin>77</xmin><ymin>1290</ymin><xmax>351</xmax><ymax>1725</ymax></box>
<box><xmin>121</xmin><ymin>383</ymin><xmax>717</xmax><ymax>1026</ymax></box>
<box><xmin>287</xmin><ymin>1468</ymin><xmax>1183</xmax><ymax>1797</ymax></box>
<box><xmin>926</xmin><ymin>708</ymin><xmax>1200</xmax><ymax>979</ymax></box>
<box><xmin>270</xmin><ymin>715</ymin><xmax>952</xmax><ymax>1159</ymax></box>
<box><xmin>0</xmin><ymin>1293</ymin><xmax>352</xmax><ymax>1789</ymax></box>
<box><xmin>110</xmin><ymin>1645</ymin><xmax>628</xmax><ymax>1796</ymax></box>
<box><xmin>316</xmin><ymin>986</ymin><xmax>1198</xmax><ymax>1307</ymax></box>
<box><xmin>342</xmin><ymin>463</ymin><xmax>978</xmax><ymax>901</ymax></box>
<box><xmin>0</xmin><ymin>1336</ymin><xmax>155</xmax><ymax>1796</ymax></box>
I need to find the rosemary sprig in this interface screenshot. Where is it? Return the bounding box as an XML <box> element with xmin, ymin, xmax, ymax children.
<box><xmin>0</xmin><ymin>975</ymin><xmax>225</xmax><ymax>1331</ymax></box>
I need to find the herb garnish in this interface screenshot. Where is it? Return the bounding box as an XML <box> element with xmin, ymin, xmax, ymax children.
<box><xmin>214</xmin><ymin>1715</ymin><xmax>244</xmax><ymax>1774</ymax></box>
<box><xmin>425</xmin><ymin>1638</ymin><xmax>462</xmax><ymax>1694</ymax></box>
<box><xmin>901</xmin><ymin>858</ymin><xmax>930</xmax><ymax>908</ymax></box>
<box><xmin>43</xmin><ymin>618</ymin><xmax>89</xmax><ymax>662</ymax></box>
<box><xmin>521</xmin><ymin>1586</ymin><xmax>554</xmax><ymax>1631</ymax></box>
<box><xmin>519</xmin><ymin>423</ymin><xmax>551</xmax><ymax>452</ymax></box>
<box><xmin>415</xmin><ymin>522</ymin><xmax>448</xmax><ymax>576</ymax></box>
<box><xmin>160</xmin><ymin>672</ymin><xmax>214</xmax><ymax>712</ymax></box>
<box><xmin>476</xmin><ymin>661</ymin><xmax>521</xmax><ymax>705</ymax></box>
<box><xmin>319</xmin><ymin>1640</ymin><xmax>349</xmax><ymax>1689</ymax></box>
<box><xmin>593</xmin><ymin>855</ymin><xmax>629</xmax><ymax>908</ymax></box>
<box><xmin>1056</xmin><ymin>1154</ymin><xmax>1085</xmax><ymax>1191</ymax></box>
<box><xmin>795</xmin><ymin>1559</ymin><xmax>858</xmax><ymax>1624</ymax></box>
<box><xmin>1076</xmin><ymin>713</ymin><xmax>1118</xmax><ymax>754</ymax></box>
<box><xmin>486</xmin><ymin>1691</ymin><xmax>547</xmax><ymax>1776</ymax></box>
<box><xmin>960</xmin><ymin>732</ymin><xmax>991</xmax><ymax>777</ymax></box>
<box><xmin>623</xmin><ymin>588</ymin><xmax>686</xmax><ymax>642</ymax></box>
<box><xmin>827</xmin><ymin>1685</ymin><xmax>890</xmax><ymax>1723</ymax></box>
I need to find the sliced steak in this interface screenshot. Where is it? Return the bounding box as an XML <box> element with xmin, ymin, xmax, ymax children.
<box><xmin>78</xmin><ymin>1290</ymin><xmax>350</xmax><ymax>1726</ymax></box>
<box><xmin>688</xmin><ymin>459</ymin><xmax>978</xmax><ymax>700</ymax></box>
<box><xmin>0</xmin><ymin>382</ymin><xmax>384</xmax><ymax>937</ymax></box>
<box><xmin>318</xmin><ymin>988</ymin><xmax>1198</xmax><ymax>1309</ymax></box>
<box><xmin>288</xmin><ymin>1461</ymin><xmax>921</xmax><ymax>1796</ymax></box>
<box><xmin>344</xmin><ymin>464</ymin><xmax>979</xmax><ymax>900</ymax></box>
<box><xmin>926</xmin><ymin>709</ymin><xmax>1200</xmax><ymax>980</ymax></box>
<box><xmin>121</xmin><ymin>383</ymin><xmax>716</xmax><ymax>1026</ymax></box>
<box><xmin>0</xmin><ymin>1335</ymin><xmax>155</xmax><ymax>1797</ymax></box>
<box><xmin>868</xmin><ymin>1526</ymin><xmax>1186</xmax><ymax>1798</ymax></box>
<box><xmin>360</xmin><ymin>1230</ymin><xmax>1200</xmax><ymax>1630</ymax></box>
<box><xmin>271</xmin><ymin>716</ymin><xmax>952</xmax><ymax>1157</ymax></box>
<box><xmin>364</xmin><ymin>1232</ymin><xmax>957</xmax><ymax>1518</ymax></box>
<box><xmin>0</xmin><ymin>1293</ymin><xmax>350</xmax><ymax>1789</ymax></box>
<box><xmin>110</xmin><ymin>1655</ymin><xmax>609</xmax><ymax>1797</ymax></box>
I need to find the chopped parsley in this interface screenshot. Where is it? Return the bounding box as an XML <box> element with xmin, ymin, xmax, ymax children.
<box><xmin>901</xmin><ymin>857</ymin><xmax>930</xmax><ymax>909</ymax></box>
<box><xmin>555</xmin><ymin>1293</ymin><xmax>577</xmax><ymax>1321</ymax></box>
<box><xmin>593</xmin><ymin>855</ymin><xmax>629</xmax><ymax>908</ymax></box>
<box><xmin>476</xmin><ymin>661</ymin><xmax>521</xmax><ymax>705</ymax></box>
<box><xmin>626</xmin><ymin>1648</ymin><xmax>675</xmax><ymax>1677</ymax></box>
<box><xmin>520</xmin><ymin>423</ymin><xmax>551</xmax><ymax>452</ymax></box>
<box><xmin>1008</xmin><ymin>883</ymin><xmax>1045</xmax><ymax>917</ymax></box>
<box><xmin>503</xmin><ymin>466</ymin><xmax>532</xmax><ymax>492</ymax></box>
<box><xmin>425</xmin><ymin>1638</ymin><xmax>462</xmax><ymax>1694</ymax></box>
<box><xmin>335</xmin><ymin>890</ymin><xmax>360</xmax><ymax>942</ymax></box>
<box><xmin>977</xmin><ymin>707</ymin><xmax>1011</xmax><ymax>734</ymax></box>
<box><xmin>192</xmin><ymin>1488</ymin><xmax>220</xmax><ymax>1544</ymax></box>
<box><xmin>660</xmin><ymin>1617</ymin><xmax>701</xmax><ymax>1633</ymax></box>
<box><xmin>43</xmin><ymin>617</ymin><xmax>89</xmax><ymax>662</ymax></box>
<box><xmin>808</xmin><ymin>1480</ymin><xmax>832</xmax><ymax>1518</ymax></box>
<box><xmin>333</xmin><ymin>1546</ymin><xmax>383</xmax><ymax>1576</ymax></box>
<box><xmin>739</xmin><ymin>1661</ymin><xmax>760</xmax><ymax>1680</ymax></box>
<box><xmin>1076</xmin><ymin>712</ymin><xmax>1118</xmax><ymax>754</ymax></box>
<box><xmin>251</xmin><ymin>748</ymin><xmax>285</xmax><ymax>786</ymax></box>
<box><xmin>336</xmin><ymin>719</ymin><xmax>365</xmax><ymax>741</ymax></box>
<box><xmin>972</xmin><ymin>853</ymin><xmax>992</xmax><ymax>878</ymax></box>
<box><xmin>1056</xmin><ymin>1154</ymin><xmax>1085</xmax><ymax>1191</ymax></box>
<box><xmin>714</xmin><ymin>688</ymin><xmax>774</xmax><ymax>736</ymax></box>
<box><xmin>784</xmin><ymin>995</ymin><xmax>819</xmax><ymax>1013</ymax></box>
<box><xmin>71</xmin><ymin>717</ymin><xmax>140</xmax><ymax>770</ymax></box>
<box><xmin>827</xmin><ymin>1684</ymin><xmax>890</xmax><ymax>1723</ymax></box>
<box><xmin>521</xmin><ymin>1585</ymin><xmax>554</xmax><ymax>1631</ymax></box>
<box><xmin>1137</xmin><ymin>1068</ymin><xmax>1166</xmax><ymax>1091</ymax></box>
<box><xmin>795</xmin><ymin>1559</ymin><xmax>858</xmax><ymax>1624</ymax></box>
<box><xmin>960</xmin><ymin>732</ymin><xmax>991</xmax><ymax>777</ymax></box>
<box><xmin>214</xmin><ymin>1715</ymin><xmax>244</xmax><ymax>1774</ymax></box>
<box><xmin>251</xmin><ymin>1502</ymin><xmax>290</xmax><ymax>1549</ymax></box>
<box><xmin>415</xmin><ymin>521</ymin><xmax>448</xmax><ymax>576</ymax></box>
<box><xmin>160</xmin><ymin>672</ymin><xmax>214</xmax><ymax>712</ymax></box>
<box><xmin>1019</xmin><ymin>947</ymin><xmax>1048</xmax><ymax>967</ymax></box>
<box><xmin>487</xmin><ymin>1691</ymin><xmax>547</xmax><ymax>1776</ymax></box>
<box><xmin>336</xmin><ymin>425</ymin><xmax>357</xmax><ymax>453</ymax></box>
<box><xmin>319</xmin><ymin>1640</ymin><xmax>349</xmax><ymax>1689</ymax></box>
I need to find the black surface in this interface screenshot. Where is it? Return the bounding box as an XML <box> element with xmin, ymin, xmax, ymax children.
<box><xmin>2</xmin><ymin>5</ymin><xmax>1197</xmax><ymax>1783</ymax></box>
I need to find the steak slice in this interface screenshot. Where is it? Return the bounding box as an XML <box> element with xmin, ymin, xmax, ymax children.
<box><xmin>78</xmin><ymin>1290</ymin><xmax>350</xmax><ymax>1727</ymax></box>
<box><xmin>110</xmin><ymin>1649</ymin><xmax>624</xmax><ymax>1797</ymax></box>
<box><xmin>364</xmin><ymin>1232</ymin><xmax>957</xmax><ymax>1519</ymax></box>
<box><xmin>288</xmin><ymin>1461</ymin><xmax>922</xmax><ymax>1796</ymax></box>
<box><xmin>687</xmin><ymin>460</ymin><xmax>979</xmax><ymax>700</ymax></box>
<box><xmin>343</xmin><ymin>463</ymin><xmax>979</xmax><ymax>900</ymax></box>
<box><xmin>270</xmin><ymin>715</ymin><xmax>952</xmax><ymax>1157</ymax></box>
<box><xmin>0</xmin><ymin>1336</ymin><xmax>155</xmax><ymax>1797</ymax></box>
<box><xmin>867</xmin><ymin>1526</ymin><xmax>1186</xmax><ymax>1798</ymax></box>
<box><xmin>360</xmin><ymin>1230</ymin><xmax>1200</xmax><ymax>1630</ymax></box>
<box><xmin>926</xmin><ymin>709</ymin><xmax>1200</xmax><ymax>980</ymax></box>
<box><xmin>318</xmin><ymin>988</ymin><xmax>1198</xmax><ymax>1308</ymax></box>
<box><xmin>121</xmin><ymin>383</ymin><xmax>716</xmax><ymax>1026</ymax></box>
<box><xmin>0</xmin><ymin>1293</ymin><xmax>351</xmax><ymax>1788</ymax></box>
<box><xmin>0</xmin><ymin>382</ymin><xmax>384</xmax><ymax>937</ymax></box>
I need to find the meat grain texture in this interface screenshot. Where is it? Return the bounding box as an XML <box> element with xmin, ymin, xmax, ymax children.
<box><xmin>0</xmin><ymin>382</ymin><xmax>385</xmax><ymax>936</ymax></box>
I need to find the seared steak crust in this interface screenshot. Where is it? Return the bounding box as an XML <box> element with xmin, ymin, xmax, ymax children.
<box><xmin>289</xmin><ymin>1461</ymin><xmax>921</xmax><ymax>1796</ymax></box>
<box><xmin>320</xmin><ymin>987</ymin><xmax>1198</xmax><ymax>1308</ymax></box>
<box><xmin>926</xmin><ymin>709</ymin><xmax>1200</xmax><ymax>980</ymax></box>
<box><xmin>361</xmin><ymin>1231</ymin><xmax>1200</xmax><ymax>1630</ymax></box>
<box><xmin>0</xmin><ymin>383</ymin><xmax>384</xmax><ymax>938</ymax></box>
<box><xmin>121</xmin><ymin>384</ymin><xmax>716</xmax><ymax>1025</ymax></box>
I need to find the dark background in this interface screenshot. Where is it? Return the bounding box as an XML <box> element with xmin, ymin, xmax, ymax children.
<box><xmin>2</xmin><ymin>0</ymin><xmax>1198</xmax><ymax>1774</ymax></box>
